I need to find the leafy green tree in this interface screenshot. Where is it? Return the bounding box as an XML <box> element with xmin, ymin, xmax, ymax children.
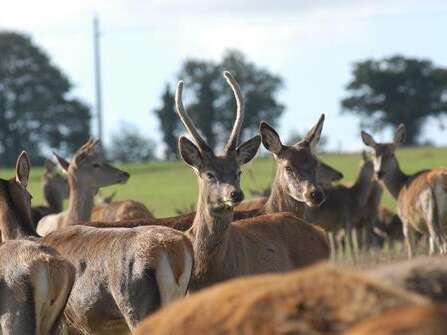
<box><xmin>166</xmin><ymin>50</ymin><xmax>284</xmax><ymax>151</ymax></box>
<box><xmin>0</xmin><ymin>31</ymin><xmax>91</xmax><ymax>166</ymax></box>
<box><xmin>153</xmin><ymin>84</ymin><xmax>178</xmax><ymax>160</ymax></box>
<box><xmin>342</xmin><ymin>55</ymin><xmax>447</xmax><ymax>145</ymax></box>
<box><xmin>108</xmin><ymin>123</ymin><xmax>156</xmax><ymax>163</ymax></box>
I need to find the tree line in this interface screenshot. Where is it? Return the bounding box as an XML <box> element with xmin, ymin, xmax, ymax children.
<box><xmin>1</xmin><ymin>31</ymin><xmax>446</xmax><ymax>166</ymax></box>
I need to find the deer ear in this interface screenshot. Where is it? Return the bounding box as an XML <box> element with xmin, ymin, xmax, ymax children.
<box><xmin>394</xmin><ymin>124</ymin><xmax>406</xmax><ymax>147</ymax></box>
<box><xmin>178</xmin><ymin>136</ymin><xmax>203</xmax><ymax>169</ymax></box>
<box><xmin>302</xmin><ymin>114</ymin><xmax>325</xmax><ymax>152</ymax></box>
<box><xmin>361</xmin><ymin>131</ymin><xmax>377</xmax><ymax>149</ymax></box>
<box><xmin>16</xmin><ymin>151</ymin><xmax>31</xmax><ymax>187</ymax></box>
<box><xmin>316</xmin><ymin>162</ymin><xmax>343</xmax><ymax>184</ymax></box>
<box><xmin>260</xmin><ymin>122</ymin><xmax>283</xmax><ymax>155</ymax></box>
<box><xmin>237</xmin><ymin>135</ymin><xmax>261</xmax><ymax>165</ymax></box>
<box><xmin>53</xmin><ymin>153</ymin><xmax>70</xmax><ymax>173</ymax></box>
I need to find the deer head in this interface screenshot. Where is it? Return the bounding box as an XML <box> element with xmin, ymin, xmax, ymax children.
<box><xmin>42</xmin><ymin>159</ymin><xmax>69</xmax><ymax>204</ymax></box>
<box><xmin>176</xmin><ymin>71</ymin><xmax>261</xmax><ymax>216</ymax></box>
<box><xmin>53</xmin><ymin>139</ymin><xmax>130</xmax><ymax>190</ymax></box>
<box><xmin>361</xmin><ymin>124</ymin><xmax>406</xmax><ymax>180</ymax></box>
<box><xmin>0</xmin><ymin>152</ymin><xmax>35</xmax><ymax>240</ymax></box>
<box><xmin>260</xmin><ymin>115</ymin><xmax>343</xmax><ymax>207</ymax></box>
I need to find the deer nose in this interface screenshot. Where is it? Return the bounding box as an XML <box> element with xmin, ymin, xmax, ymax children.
<box><xmin>310</xmin><ymin>190</ymin><xmax>324</xmax><ymax>205</ymax></box>
<box><xmin>230</xmin><ymin>191</ymin><xmax>244</xmax><ymax>204</ymax></box>
<box><xmin>120</xmin><ymin>172</ymin><xmax>130</xmax><ymax>182</ymax></box>
<box><xmin>377</xmin><ymin>171</ymin><xmax>385</xmax><ymax>179</ymax></box>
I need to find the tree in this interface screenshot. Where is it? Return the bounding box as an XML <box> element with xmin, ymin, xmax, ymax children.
<box><xmin>161</xmin><ymin>50</ymin><xmax>284</xmax><ymax>152</ymax></box>
<box><xmin>153</xmin><ymin>84</ymin><xmax>178</xmax><ymax>160</ymax></box>
<box><xmin>108</xmin><ymin>123</ymin><xmax>156</xmax><ymax>163</ymax></box>
<box><xmin>341</xmin><ymin>55</ymin><xmax>447</xmax><ymax>145</ymax></box>
<box><xmin>0</xmin><ymin>31</ymin><xmax>91</xmax><ymax>166</ymax></box>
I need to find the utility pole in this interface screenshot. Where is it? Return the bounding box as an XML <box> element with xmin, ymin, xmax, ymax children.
<box><xmin>93</xmin><ymin>15</ymin><xmax>103</xmax><ymax>143</ymax></box>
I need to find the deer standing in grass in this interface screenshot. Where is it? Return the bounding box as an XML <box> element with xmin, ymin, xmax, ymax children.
<box><xmin>173</xmin><ymin>72</ymin><xmax>331</xmax><ymax>290</ymax></box>
<box><xmin>1</xmin><ymin>151</ymin><xmax>193</xmax><ymax>334</ymax></box>
<box><xmin>37</xmin><ymin>139</ymin><xmax>131</xmax><ymax>236</ymax></box>
<box><xmin>361</xmin><ymin>124</ymin><xmax>447</xmax><ymax>257</ymax></box>
<box><xmin>88</xmin><ymin>72</ymin><xmax>330</xmax><ymax>291</ymax></box>
<box><xmin>31</xmin><ymin>159</ymin><xmax>69</xmax><ymax>227</ymax></box>
<box><xmin>302</xmin><ymin>152</ymin><xmax>375</xmax><ymax>258</ymax></box>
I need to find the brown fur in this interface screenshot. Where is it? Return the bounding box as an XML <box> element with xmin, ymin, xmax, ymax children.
<box><xmin>0</xmin><ymin>239</ymin><xmax>75</xmax><ymax>335</ymax></box>
<box><xmin>367</xmin><ymin>256</ymin><xmax>447</xmax><ymax>302</ymax></box>
<box><xmin>91</xmin><ymin>200</ymin><xmax>154</xmax><ymax>221</ymax></box>
<box><xmin>88</xmin><ymin>74</ymin><xmax>330</xmax><ymax>292</ymax></box>
<box><xmin>362</xmin><ymin>125</ymin><xmax>447</xmax><ymax>256</ymax></box>
<box><xmin>234</xmin><ymin>196</ymin><xmax>267</xmax><ymax>212</ymax></box>
<box><xmin>1</xmin><ymin>152</ymin><xmax>194</xmax><ymax>335</ymax></box>
<box><xmin>133</xmin><ymin>262</ymin><xmax>427</xmax><ymax>335</ymax></box>
<box><xmin>344</xmin><ymin>305</ymin><xmax>447</xmax><ymax>335</ymax></box>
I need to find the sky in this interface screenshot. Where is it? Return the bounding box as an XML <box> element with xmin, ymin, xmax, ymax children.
<box><xmin>1</xmin><ymin>0</ymin><xmax>447</xmax><ymax>155</ymax></box>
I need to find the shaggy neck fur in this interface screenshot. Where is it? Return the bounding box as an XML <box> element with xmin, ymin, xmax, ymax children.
<box><xmin>187</xmin><ymin>180</ymin><xmax>233</xmax><ymax>288</ymax></box>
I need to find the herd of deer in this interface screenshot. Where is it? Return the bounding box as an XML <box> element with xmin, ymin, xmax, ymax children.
<box><xmin>1</xmin><ymin>71</ymin><xmax>447</xmax><ymax>334</ymax></box>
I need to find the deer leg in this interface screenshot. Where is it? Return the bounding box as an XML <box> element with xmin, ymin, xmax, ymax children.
<box><xmin>328</xmin><ymin>232</ymin><xmax>336</xmax><ymax>260</ymax></box>
<box><xmin>111</xmin><ymin>267</ymin><xmax>161</xmax><ymax>331</ymax></box>
<box><xmin>344</xmin><ymin>216</ymin><xmax>356</xmax><ymax>262</ymax></box>
<box><xmin>425</xmin><ymin>190</ymin><xmax>446</xmax><ymax>254</ymax></box>
<box><xmin>402</xmin><ymin>221</ymin><xmax>415</xmax><ymax>259</ymax></box>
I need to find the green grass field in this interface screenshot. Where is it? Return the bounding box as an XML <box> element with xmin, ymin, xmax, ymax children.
<box><xmin>1</xmin><ymin>146</ymin><xmax>446</xmax><ymax>217</ymax></box>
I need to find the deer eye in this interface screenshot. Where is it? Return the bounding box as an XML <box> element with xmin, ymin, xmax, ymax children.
<box><xmin>206</xmin><ymin>172</ymin><xmax>216</xmax><ymax>180</ymax></box>
<box><xmin>93</xmin><ymin>163</ymin><xmax>101</xmax><ymax>168</ymax></box>
<box><xmin>285</xmin><ymin>166</ymin><xmax>293</xmax><ymax>174</ymax></box>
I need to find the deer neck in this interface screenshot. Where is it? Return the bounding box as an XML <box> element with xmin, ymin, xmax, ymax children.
<box><xmin>64</xmin><ymin>175</ymin><xmax>96</xmax><ymax>226</ymax></box>
<box><xmin>43</xmin><ymin>183</ymin><xmax>64</xmax><ymax>212</ymax></box>
<box><xmin>264</xmin><ymin>172</ymin><xmax>305</xmax><ymax>217</ymax></box>
<box><xmin>351</xmin><ymin>168</ymin><xmax>373</xmax><ymax>207</ymax></box>
<box><xmin>187</xmin><ymin>188</ymin><xmax>233</xmax><ymax>282</ymax></box>
<box><xmin>381</xmin><ymin>159</ymin><xmax>409</xmax><ymax>199</ymax></box>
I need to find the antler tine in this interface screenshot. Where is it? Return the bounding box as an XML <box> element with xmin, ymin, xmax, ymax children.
<box><xmin>223</xmin><ymin>71</ymin><xmax>244</xmax><ymax>153</ymax></box>
<box><xmin>175</xmin><ymin>80</ymin><xmax>212</xmax><ymax>153</ymax></box>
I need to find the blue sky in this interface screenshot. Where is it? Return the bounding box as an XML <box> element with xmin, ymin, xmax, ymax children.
<box><xmin>2</xmin><ymin>0</ymin><xmax>447</xmax><ymax>155</ymax></box>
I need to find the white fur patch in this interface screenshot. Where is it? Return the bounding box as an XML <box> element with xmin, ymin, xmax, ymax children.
<box><xmin>36</xmin><ymin>213</ymin><xmax>63</xmax><ymax>236</ymax></box>
<box><xmin>155</xmin><ymin>249</ymin><xmax>192</xmax><ymax>306</ymax></box>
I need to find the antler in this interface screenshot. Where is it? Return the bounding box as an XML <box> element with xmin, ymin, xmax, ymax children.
<box><xmin>223</xmin><ymin>71</ymin><xmax>244</xmax><ymax>153</ymax></box>
<box><xmin>175</xmin><ymin>81</ymin><xmax>212</xmax><ymax>153</ymax></box>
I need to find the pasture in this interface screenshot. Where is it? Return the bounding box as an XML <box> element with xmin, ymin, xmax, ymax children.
<box><xmin>2</xmin><ymin>145</ymin><xmax>446</xmax><ymax>217</ymax></box>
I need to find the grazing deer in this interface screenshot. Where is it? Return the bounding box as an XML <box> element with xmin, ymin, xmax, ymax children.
<box><xmin>0</xmin><ymin>240</ymin><xmax>75</xmax><ymax>335</ymax></box>
<box><xmin>133</xmin><ymin>262</ymin><xmax>428</xmax><ymax>335</ymax></box>
<box><xmin>31</xmin><ymin>159</ymin><xmax>69</xmax><ymax>227</ymax></box>
<box><xmin>36</xmin><ymin>139</ymin><xmax>130</xmax><ymax>236</ymax></box>
<box><xmin>302</xmin><ymin>152</ymin><xmax>375</xmax><ymax>258</ymax></box>
<box><xmin>345</xmin><ymin>304</ymin><xmax>447</xmax><ymax>335</ymax></box>
<box><xmin>361</xmin><ymin>124</ymin><xmax>447</xmax><ymax>257</ymax></box>
<box><xmin>88</xmin><ymin>72</ymin><xmax>330</xmax><ymax>291</ymax></box>
<box><xmin>1</xmin><ymin>152</ymin><xmax>193</xmax><ymax>334</ymax></box>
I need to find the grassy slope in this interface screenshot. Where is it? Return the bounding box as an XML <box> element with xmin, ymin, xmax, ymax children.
<box><xmin>1</xmin><ymin>146</ymin><xmax>445</xmax><ymax>217</ymax></box>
